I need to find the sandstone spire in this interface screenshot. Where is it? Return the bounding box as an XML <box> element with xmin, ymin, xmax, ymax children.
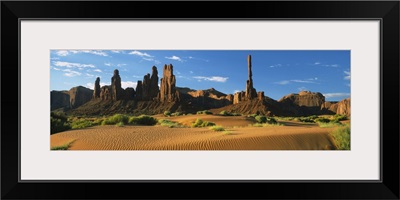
<box><xmin>245</xmin><ymin>55</ymin><xmax>257</xmax><ymax>100</ymax></box>
<box><xmin>93</xmin><ymin>77</ymin><xmax>100</xmax><ymax>99</ymax></box>
<box><xmin>159</xmin><ymin>64</ymin><xmax>177</xmax><ymax>102</ymax></box>
<box><xmin>111</xmin><ymin>69</ymin><xmax>123</xmax><ymax>101</ymax></box>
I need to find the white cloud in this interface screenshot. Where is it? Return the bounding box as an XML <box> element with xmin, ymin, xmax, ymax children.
<box><xmin>53</xmin><ymin>61</ymin><xmax>95</xmax><ymax>69</ymax></box>
<box><xmin>190</xmin><ymin>71</ymin><xmax>194</xmax><ymax>74</ymax></box>
<box><xmin>275</xmin><ymin>80</ymin><xmax>290</xmax><ymax>85</ymax></box>
<box><xmin>50</xmin><ymin>57</ymin><xmax>60</xmax><ymax>60</ymax></box>
<box><xmin>86</xmin><ymin>73</ymin><xmax>95</xmax><ymax>77</ymax></box>
<box><xmin>93</xmin><ymin>69</ymin><xmax>102</xmax><ymax>73</ymax></box>
<box><xmin>121</xmin><ymin>81</ymin><xmax>137</xmax><ymax>89</ymax></box>
<box><xmin>314</xmin><ymin>62</ymin><xmax>321</xmax><ymax>65</ymax></box>
<box><xmin>104</xmin><ymin>62</ymin><xmax>113</xmax><ymax>67</ymax></box>
<box><xmin>234</xmin><ymin>90</ymin><xmax>241</xmax><ymax>93</ymax></box>
<box><xmin>291</xmin><ymin>79</ymin><xmax>315</xmax><ymax>83</ymax></box>
<box><xmin>56</xmin><ymin>50</ymin><xmax>69</xmax><ymax>56</ymax></box>
<box><xmin>187</xmin><ymin>56</ymin><xmax>209</xmax><ymax>62</ymax></box>
<box><xmin>344</xmin><ymin>70</ymin><xmax>351</xmax><ymax>80</ymax></box>
<box><xmin>56</xmin><ymin>50</ymin><xmax>108</xmax><ymax>57</ymax></box>
<box><xmin>165</xmin><ymin>55</ymin><xmax>183</xmax><ymax>62</ymax></box>
<box><xmin>128</xmin><ymin>50</ymin><xmax>153</xmax><ymax>57</ymax></box>
<box><xmin>63</xmin><ymin>69</ymin><xmax>81</xmax><ymax>77</ymax></box>
<box><xmin>323</xmin><ymin>93</ymin><xmax>350</xmax><ymax>99</ymax></box>
<box><xmin>117</xmin><ymin>63</ymin><xmax>127</xmax><ymax>67</ymax></box>
<box><xmin>193</xmin><ymin>76</ymin><xmax>228</xmax><ymax>83</ymax></box>
<box><xmin>298</xmin><ymin>87</ymin><xmax>308</xmax><ymax>91</ymax></box>
<box><xmin>53</xmin><ymin>67</ymin><xmax>61</xmax><ymax>71</ymax></box>
<box><xmin>111</xmin><ymin>50</ymin><xmax>121</xmax><ymax>53</ymax></box>
<box><xmin>270</xmin><ymin>64</ymin><xmax>282</xmax><ymax>68</ymax></box>
<box><xmin>86</xmin><ymin>81</ymin><xmax>110</xmax><ymax>89</ymax></box>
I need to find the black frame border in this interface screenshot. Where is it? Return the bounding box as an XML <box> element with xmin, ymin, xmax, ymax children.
<box><xmin>2</xmin><ymin>1</ymin><xmax>399</xmax><ymax>199</ymax></box>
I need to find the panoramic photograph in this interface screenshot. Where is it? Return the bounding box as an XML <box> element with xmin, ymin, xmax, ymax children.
<box><xmin>50</xmin><ymin>50</ymin><xmax>350</xmax><ymax>150</ymax></box>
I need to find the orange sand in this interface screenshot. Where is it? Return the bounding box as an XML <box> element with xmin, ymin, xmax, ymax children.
<box><xmin>51</xmin><ymin>116</ymin><xmax>336</xmax><ymax>150</ymax></box>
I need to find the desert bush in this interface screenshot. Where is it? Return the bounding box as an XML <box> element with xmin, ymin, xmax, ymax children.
<box><xmin>50</xmin><ymin>139</ymin><xmax>75</xmax><ymax>150</ymax></box>
<box><xmin>191</xmin><ymin>118</ymin><xmax>216</xmax><ymax>127</ymax></box>
<box><xmin>314</xmin><ymin>118</ymin><xmax>331</xmax><ymax>123</ymax></box>
<box><xmin>115</xmin><ymin>122</ymin><xmax>125</xmax><ymax>127</ymax></box>
<box><xmin>128</xmin><ymin>115</ymin><xmax>158</xmax><ymax>126</ymax></box>
<box><xmin>71</xmin><ymin>119</ymin><xmax>93</xmax><ymax>129</ymax></box>
<box><xmin>102</xmin><ymin>114</ymin><xmax>129</xmax><ymax>125</ymax></box>
<box><xmin>330</xmin><ymin>125</ymin><xmax>350</xmax><ymax>150</ymax></box>
<box><xmin>252</xmin><ymin>122</ymin><xmax>283</xmax><ymax>127</ymax></box>
<box><xmin>50</xmin><ymin>112</ymin><xmax>71</xmax><ymax>134</ymax></box>
<box><xmin>158</xmin><ymin>119</ymin><xmax>183</xmax><ymax>128</ymax></box>
<box><xmin>333</xmin><ymin>114</ymin><xmax>348</xmax><ymax>121</ymax></box>
<box><xmin>164</xmin><ymin>110</ymin><xmax>171</xmax><ymax>116</ymax></box>
<box><xmin>209</xmin><ymin>126</ymin><xmax>225</xmax><ymax>131</ymax></box>
<box><xmin>196</xmin><ymin>110</ymin><xmax>213</xmax><ymax>115</ymax></box>
<box><xmin>255</xmin><ymin>115</ymin><xmax>267</xmax><ymax>123</ymax></box>
<box><xmin>220</xmin><ymin>110</ymin><xmax>232</xmax><ymax>116</ymax></box>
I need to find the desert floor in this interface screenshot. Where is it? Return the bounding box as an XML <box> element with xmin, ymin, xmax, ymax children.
<box><xmin>50</xmin><ymin>115</ymin><xmax>339</xmax><ymax>150</ymax></box>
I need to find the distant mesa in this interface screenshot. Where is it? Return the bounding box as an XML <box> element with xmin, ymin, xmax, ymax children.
<box><xmin>50</xmin><ymin>55</ymin><xmax>350</xmax><ymax>117</ymax></box>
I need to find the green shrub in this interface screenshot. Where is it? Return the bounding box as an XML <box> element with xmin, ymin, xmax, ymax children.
<box><xmin>50</xmin><ymin>139</ymin><xmax>75</xmax><ymax>150</ymax></box>
<box><xmin>333</xmin><ymin>114</ymin><xmax>348</xmax><ymax>121</ymax></box>
<box><xmin>158</xmin><ymin>119</ymin><xmax>183</xmax><ymax>128</ymax></box>
<box><xmin>128</xmin><ymin>115</ymin><xmax>158</xmax><ymax>125</ymax></box>
<box><xmin>71</xmin><ymin>119</ymin><xmax>93</xmax><ymax>129</ymax></box>
<box><xmin>209</xmin><ymin>126</ymin><xmax>225</xmax><ymax>131</ymax></box>
<box><xmin>115</xmin><ymin>122</ymin><xmax>125</xmax><ymax>127</ymax></box>
<box><xmin>314</xmin><ymin>118</ymin><xmax>331</xmax><ymax>123</ymax></box>
<box><xmin>171</xmin><ymin>112</ymin><xmax>182</xmax><ymax>116</ymax></box>
<box><xmin>191</xmin><ymin>118</ymin><xmax>216</xmax><ymax>127</ymax></box>
<box><xmin>196</xmin><ymin>110</ymin><xmax>213</xmax><ymax>115</ymax></box>
<box><xmin>164</xmin><ymin>110</ymin><xmax>171</xmax><ymax>116</ymax></box>
<box><xmin>252</xmin><ymin>122</ymin><xmax>283</xmax><ymax>127</ymax></box>
<box><xmin>223</xmin><ymin>130</ymin><xmax>232</xmax><ymax>135</ymax></box>
<box><xmin>102</xmin><ymin>114</ymin><xmax>129</xmax><ymax>125</ymax></box>
<box><xmin>330</xmin><ymin>125</ymin><xmax>350</xmax><ymax>150</ymax></box>
<box><xmin>255</xmin><ymin>115</ymin><xmax>267</xmax><ymax>123</ymax></box>
<box><xmin>50</xmin><ymin>112</ymin><xmax>71</xmax><ymax>134</ymax></box>
<box><xmin>220</xmin><ymin>110</ymin><xmax>231</xmax><ymax>116</ymax></box>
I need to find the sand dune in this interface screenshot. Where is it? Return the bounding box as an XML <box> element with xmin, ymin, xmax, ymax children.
<box><xmin>51</xmin><ymin>118</ymin><xmax>336</xmax><ymax>150</ymax></box>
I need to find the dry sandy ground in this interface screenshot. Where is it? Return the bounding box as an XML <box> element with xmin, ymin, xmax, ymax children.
<box><xmin>51</xmin><ymin>115</ymin><xmax>337</xmax><ymax>150</ymax></box>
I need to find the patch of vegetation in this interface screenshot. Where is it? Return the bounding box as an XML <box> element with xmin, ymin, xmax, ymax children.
<box><xmin>128</xmin><ymin>115</ymin><xmax>158</xmax><ymax>126</ymax></box>
<box><xmin>314</xmin><ymin>118</ymin><xmax>331</xmax><ymax>124</ymax></box>
<box><xmin>251</xmin><ymin>123</ymin><xmax>283</xmax><ymax>127</ymax></box>
<box><xmin>220</xmin><ymin>110</ymin><xmax>241</xmax><ymax>116</ymax></box>
<box><xmin>158</xmin><ymin>119</ymin><xmax>184</xmax><ymax>128</ymax></box>
<box><xmin>317</xmin><ymin>121</ymin><xmax>343</xmax><ymax>128</ymax></box>
<box><xmin>295</xmin><ymin>115</ymin><xmax>318</xmax><ymax>123</ymax></box>
<box><xmin>330</xmin><ymin>125</ymin><xmax>350</xmax><ymax>150</ymax></box>
<box><xmin>115</xmin><ymin>122</ymin><xmax>125</xmax><ymax>127</ymax></box>
<box><xmin>223</xmin><ymin>130</ymin><xmax>232</xmax><ymax>135</ymax></box>
<box><xmin>50</xmin><ymin>139</ymin><xmax>76</xmax><ymax>150</ymax></box>
<box><xmin>333</xmin><ymin>114</ymin><xmax>348</xmax><ymax>121</ymax></box>
<box><xmin>171</xmin><ymin>112</ymin><xmax>183</xmax><ymax>116</ymax></box>
<box><xmin>164</xmin><ymin>110</ymin><xmax>171</xmax><ymax>116</ymax></box>
<box><xmin>191</xmin><ymin>118</ymin><xmax>216</xmax><ymax>127</ymax></box>
<box><xmin>102</xmin><ymin>114</ymin><xmax>129</xmax><ymax>125</ymax></box>
<box><xmin>209</xmin><ymin>126</ymin><xmax>225</xmax><ymax>131</ymax></box>
<box><xmin>51</xmin><ymin>112</ymin><xmax>71</xmax><ymax>134</ymax></box>
<box><xmin>196</xmin><ymin>110</ymin><xmax>213</xmax><ymax>115</ymax></box>
<box><xmin>71</xmin><ymin>119</ymin><xmax>93</xmax><ymax>129</ymax></box>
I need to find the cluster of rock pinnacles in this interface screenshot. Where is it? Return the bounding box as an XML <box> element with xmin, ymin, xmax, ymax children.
<box><xmin>92</xmin><ymin>55</ymin><xmax>264</xmax><ymax>104</ymax></box>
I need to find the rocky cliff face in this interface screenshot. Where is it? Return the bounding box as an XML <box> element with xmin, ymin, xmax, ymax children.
<box><xmin>279</xmin><ymin>91</ymin><xmax>325</xmax><ymax>107</ymax></box>
<box><xmin>68</xmin><ymin>86</ymin><xmax>93</xmax><ymax>109</ymax></box>
<box><xmin>321</xmin><ymin>98</ymin><xmax>351</xmax><ymax>116</ymax></box>
<box><xmin>50</xmin><ymin>91</ymin><xmax>70</xmax><ymax>110</ymax></box>
<box><xmin>111</xmin><ymin>69</ymin><xmax>124</xmax><ymax>101</ymax></box>
<box><xmin>159</xmin><ymin>64</ymin><xmax>179</xmax><ymax>102</ymax></box>
<box><xmin>141</xmin><ymin>66</ymin><xmax>159</xmax><ymax>100</ymax></box>
<box><xmin>245</xmin><ymin>55</ymin><xmax>257</xmax><ymax>100</ymax></box>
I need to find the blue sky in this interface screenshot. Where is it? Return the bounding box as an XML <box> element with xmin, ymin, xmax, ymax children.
<box><xmin>50</xmin><ymin>50</ymin><xmax>350</xmax><ymax>101</ymax></box>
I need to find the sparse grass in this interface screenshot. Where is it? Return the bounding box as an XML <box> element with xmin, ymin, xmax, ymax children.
<box><xmin>164</xmin><ymin>110</ymin><xmax>171</xmax><ymax>116</ymax></box>
<box><xmin>196</xmin><ymin>110</ymin><xmax>213</xmax><ymax>115</ymax></box>
<box><xmin>128</xmin><ymin>115</ymin><xmax>158</xmax><ymax>126</ymax></box>
<box><xmin>223</xmin><ymin>130</ymin><xmax>232</xmax><ymax>135</ymax></box>
<box><xmin>191</xmin><ymin>118</ymin><xmax>216</xmax><ymax>127</ymax></box>
<box><xmin>209</xmin><ymin>126</ymin><xmax>225</xmax><ymax>131</ymax></box>
<box><xmin>251</xmin><ymin>123</ymin><xmax>284</xmax><ymax>127</ymax></box>
<box><xmin>330</xmin><ymin>125</ymin><xmax>350</xmax><ymax>150</ymax></box>
<box><xmin>317</xmin><ymin>122</ymin><xmax>343</xmax><ymax>128</ymax></box>
<box><xmin>50</xmin><ymin>139</ymin><xmax>76</xmax><ymax>150</ymax></box>
<box><xmin>71</xmin><ymin>119</ymin><xmax>93</xmax><ymax>129</ymax></box>
<box><xmin>158</xmin><ymin>119</ymin><xmax>184</xmax><ymax>128</ymax></box>
<box><xmin>171</xmin><ymin>112</ymin><xmax>183</xmax><ymax>116</ymax></box>
<box><xmin>332</xmin><ymin>114</ymin><xmax>348</xmax><ymax>121</ymax></box>
<box><xmin>115</xmin><ymin>122</ymin><xmax>125</xmax><ymax>127</ymax></box>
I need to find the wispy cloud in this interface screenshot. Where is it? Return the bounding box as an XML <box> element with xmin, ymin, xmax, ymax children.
<box><xmin>55</xmin><ymin>50</ymin><xmax>108</xmax><ymax>57</ymax></box>
<box><xmin>53</xmin><ymin>61</ymin><xmax>95</xmax><ymax>69</ymax></box>
<box><xmin>270</xmin><ymin>64</ymin><xmax>282</xmax><ymax>68</ymax></box>
<box><xmin>93</xmin><ymin>69</ymin><xmax>102</xmax><ymax>73</ymax></box>
<box><xmin>298</xmin><ymin>87</ymin><xmax>308</xmax><ymax>91</ymax></box>
<box><xmin>104</xmin><ymin>62</ymin><xmax>112</xmax><ymax>67</ymax></box>
<box><xmin>313</xmin><ymin>62</ymin><xmax>339</xmax><ymax>67</ymax></box>
<box><xmin>52</xmin><ymin>67</ymin><xmax>61</xmax><ymax>71</ymax></box>
<box><xmin>323</xmin><ymin>93</ymin><xmax>350</xmax><ymax>99</ymax></box>
<box><xmin>193</xmin><ymin>76</ymin><xmax>228</xmax><ymax>83</ymax></box>
<box><xmin>86</xmin><ymin>73</ymin><xmax>95</xmax><ymax>77</ymax></box>
<box><xmin>187</xmin><ymin>56</ymin><xmax>209</xmax><ymax>62</ymax></box>
<box><xmin>344</xmin><ymin>70</ymin><xmax>351</xmax><ymax>80</ymax></box>
<box><xmin>50</xmin><ymin>57</ymin><xmax>60</xmax><ymax>60</ymax></box>
<box><xmin>275</xmin><ymin>78</ymin><xmax>318</xmax><ymax>85</ymax></box>
<box><xmin>63</xmin><ymin>69</ymin><xmax>81</xmax><ymax>77</ymax></box>
<box><xmin>165</xmin><ymin>55</ymin><xmax>183</xmax><ymax>62</ymax></box>
<box><xmin>111</xmin><ymin>50</ymin><xmax>121</xmax><ymax>53</ymax></box>
<box><xmin>189</xmin><ymin>71</ymin><xmax>194</xmax><ymax>74</ymax></box>
<box><xmin>128</xmin><ymin>50</ymin><xmax>153</xmax><ymax>57</ymax></box>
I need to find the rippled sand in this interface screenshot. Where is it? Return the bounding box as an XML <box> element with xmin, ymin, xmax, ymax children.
<box><xmin>51</xmin><ymin>117</ymin><xmax>336</xmax><ymax>150</ymax></box>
